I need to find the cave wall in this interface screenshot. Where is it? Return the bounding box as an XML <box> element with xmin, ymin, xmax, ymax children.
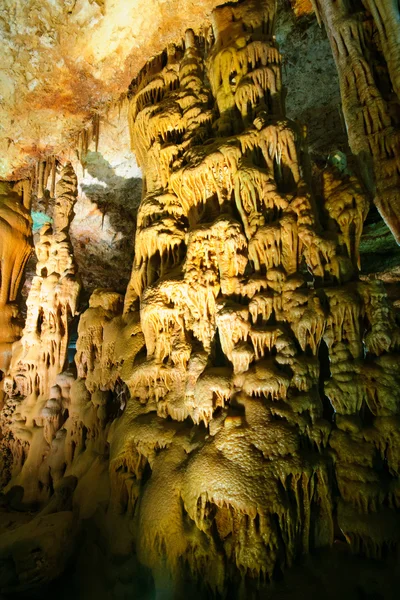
<box><xmin>0</xmin><ymin>0</ymin><xmax>400</xmax><ymax>598</ymax></box>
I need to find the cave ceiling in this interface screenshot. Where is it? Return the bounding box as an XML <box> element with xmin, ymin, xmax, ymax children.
<box><xmin>0</xmin><ymin>0</ymin><xmax>243</xmax><ymax>179</ymax></box>
<box><xmin>0</xmin><ymin>1</ymin><xmax>318</xmax><ymax>178</ymax></box>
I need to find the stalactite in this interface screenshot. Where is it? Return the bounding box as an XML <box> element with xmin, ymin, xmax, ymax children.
<box><xmin>119</xmin><ymin>0</ymin><xmax>400</xmax><ymax>590</ymax></box>
<box><xmin>37</xmin><ymin>160</ymin><xmax>46</xmax><ymax>200</ymax></box>
<box><xmin>0</xmin><ymin>0</ymin><xmax>400</xmax><ymax>596</ymax></box>
<box><xmin>92</xmin><ymin>113</ymin><xmax>101</xmax><ymax>153</ymax></box>
<box><xmin>50</xmin><ymin>156</ymin><xmax>57</xmax><ymax>198</ymax></box>
<box><xmin>120</xmin><ymin>0</ymin><xmax>353</xmax><ymax>591</ymax></box>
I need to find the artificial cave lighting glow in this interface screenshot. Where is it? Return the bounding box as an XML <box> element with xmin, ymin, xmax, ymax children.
<box><xmin>0</xmin><ymin>0</ymin><xmax>400</xmax><ymax>598</ymax></box>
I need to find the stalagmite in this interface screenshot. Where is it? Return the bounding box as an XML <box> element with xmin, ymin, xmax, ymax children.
<box><xmin>118</xmin><ymin>0</ymin><xmax>371</xmax><ymax>590</ymax></box>
<box><xmin>0</xmin><ymin>163</ymin><xmax>80</xmax><ymax>505</ymax></box>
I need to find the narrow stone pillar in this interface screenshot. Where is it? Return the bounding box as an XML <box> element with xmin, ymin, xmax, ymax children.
<box><xmin>0</xmin><ymin>181</ymin><xmax>32</xmax><ymax>379</ymax></box>
<box><xmin>312</xmin><ymin>0</ymin><xmax>400</xmax><ymax>242</ymax></box>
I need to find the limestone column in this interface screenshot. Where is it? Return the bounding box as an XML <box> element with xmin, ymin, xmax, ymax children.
<box><xmin>0</xmin><ymin>181</ymin><xmax>32</xmax><ymax>379</ymax></box>
<box><xmin>0</xmin><ymin>163</ymin><xmax>80</xmax><ymax>505</ymax></box>
<box><xmin>312</xmin><ymin>0</ymin><xmax>400</xmax><ymax>242</ymax></box>
<box><xmin>119</xmin><ymin>0</ymin><xmax>346</xmax><ymax>587</ymax></box>
<box><xmin>6</xmin><ymin>162</ymin><xmax>80</xmax><ymax>400</ymax></box>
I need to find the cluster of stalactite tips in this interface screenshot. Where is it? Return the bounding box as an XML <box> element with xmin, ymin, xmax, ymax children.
<box><xmin>0</xmin><ymin>0</ymin><xmax>400</xmax><ymax>597</ymax></box>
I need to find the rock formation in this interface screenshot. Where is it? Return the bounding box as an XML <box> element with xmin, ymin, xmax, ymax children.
<box><xmin>0</xmin><ymin>181</ymin><xmax>32</xmax><ymax>378</ymax></box>
<box><xmin>1</xmin><ymin>163</ymin><xmax>80</xmax><ymax>505</ymax></box>
<box><xmin>0</xmin><ymin>1</ymin><xmax>400</xmax><ymax>598</ymax></box>
<box><xmin>312</xmin><ymin>0</ymin><xmax>400</xmax><ymax>242</ymax></box>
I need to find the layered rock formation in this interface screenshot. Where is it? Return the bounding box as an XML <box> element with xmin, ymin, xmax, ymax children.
<box><xmin>0</xmin><ymin>0</ymin><xmax>400</xmax><ymax>598</ymax></box>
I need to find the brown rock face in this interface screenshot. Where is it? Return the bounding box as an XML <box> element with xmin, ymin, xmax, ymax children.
<box><xmin>0</xmin><ymin>1</ymin><xmax>400</xmax><ymax>599</ymax></box>
<box><xmin>290</xmin><ymin>0</ymin><xmax>314</xmax><ymax>17</ymax></box>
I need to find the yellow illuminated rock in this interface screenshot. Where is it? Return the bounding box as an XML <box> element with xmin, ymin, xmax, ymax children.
<box><xmin>0</xmin><ymin>1</ymin><xmax>399</xmax><ymax>598</ymax></box>
<box><xmin>312</xmin><ymin>0</ymin><xmax>400</xmax><ymax>242</ymax></box>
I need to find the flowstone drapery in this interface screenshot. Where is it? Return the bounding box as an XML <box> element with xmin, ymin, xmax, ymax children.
<box><xmin>0</xmin><ymin>0</ymin><xmax>400</xmax><ymax>597</ymax></box>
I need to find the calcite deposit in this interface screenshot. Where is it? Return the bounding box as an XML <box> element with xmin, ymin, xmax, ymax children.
<box><xmin>312</xmin><ymin>0</ymin><xmax>400</xmax><ymax>241</ymax></box>
<box><xmin>0</xmin><ymin>181</ymin><xmax>32</xmax><ymax>376</ymax></box>
<box><xmin>0</xmin><ymin>0</ymin><xmax>400</xmax><ymax>598</ymax></box>
<box><xmin>1</xmin><ymin>163</ymin><xmax>80</xmax><ymax>504</ymax></box>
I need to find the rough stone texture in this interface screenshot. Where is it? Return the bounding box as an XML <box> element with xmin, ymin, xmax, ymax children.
<box><xmin>312</xmin><ymin>0</ymin><xmax>400</xmax><ymax>242</ymax></box>
<box><xmin>277</xmin><ymin>3</ymin><xmax>347</xmax><ymax>160</ymax></box>
<box><xmin>290</xmin><ymin>0</ymin><xmax>314</xmax><ymax>17</ymax></box>
<box><xmin>0</xmin><ymin>182</ymin><xmax>32</xmax><ymax>376</ymax></box>
<box><xmin>0</xmin><ymin>0</ymin><xmax>239</xmax><ymax>179</ymax></box>
<box><xmin>360</xmin><ymin>219</ymin><xmax>400</xmax><ymax>306</ymax></box>
<box><xmin>4</xmin><ymin>0</ymin><xmax>399</xmax><ymax>302</ymax></box>
<box><xmin>19</xmin><ymin>101</ymin><xmax>141</xmax><ymax>299</ymax></box>
<box><xmin>0</xmin><ymin>1</ymin><xmax>400</xmax><ymax>598</ymax></box>
<box><xmin>69</xmin><ymin>101</ymin><xmax>141</xmax><ymax>295</ymax></box>
<box><xmin>68</xmin><ymin>3</ymin><xmax>358</xmax><ymax>298</ymax></box>
<box><xmin>1</xmin><ymin>2</ymin><xmax>400</xmax><ymax>598</ymax></box>
<box><xmin>69</xmin><ymin>3</ymin><xmax>352</xmax><ymax>298</ymax></box>
<box><xmin>277</xmin><ymin>1</ymin><xmax>400</xmax><ymax>299</ymax></box>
